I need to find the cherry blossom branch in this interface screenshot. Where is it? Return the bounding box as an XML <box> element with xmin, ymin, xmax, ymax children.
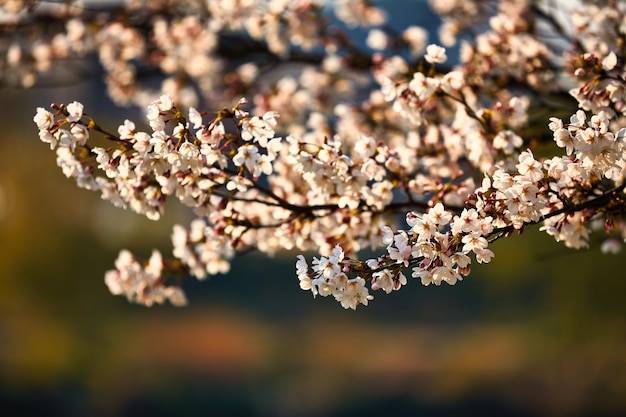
<box><xmin>23</xmin><ymin>0</ymin><xmax>626</xmax><ymax>310</ymax></box>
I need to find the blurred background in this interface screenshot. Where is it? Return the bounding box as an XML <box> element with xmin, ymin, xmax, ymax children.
<box><xmin>3</xmin><ymin>1</ymin><xmax>626</xmax><ymax>416</ymax></box>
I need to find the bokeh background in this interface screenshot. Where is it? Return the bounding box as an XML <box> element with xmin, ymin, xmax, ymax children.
<box><xmin>2</xmin><ymin>1</ymin><xmax>626</xmax><ymax>416</ymax></box>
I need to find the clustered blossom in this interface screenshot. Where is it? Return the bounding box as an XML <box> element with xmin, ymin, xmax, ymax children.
<box><xmin>171</xmin><ymin>219</ymin><xmax>234</xmax><ymax>280</ymax></box>
<box><xmin>3</xmin><ymin>0</ymin><xmax>380</xmax><ymax>109</ymax></box>
<box><xmin>295</xmin><ymin>101</ymin><xmax>626</xmax><ymax>308</ymax></box>
<box><xmin>296</xmin><ymin>202</ymin><xmax>492</xmax><ymax>309</ymax></box>
<box><xmin>296</xmin><ymin>247</ymin><xmax>373</xmax><ymax>310</ymax></box>
<box><xmin>105</xmin><ymin>249</ymin><xmax>187</xmax><ymax>307</ymax></box>
<box><xmin>25</xmin><ymin>0</ymin><xmax>626</xmax><ymax>308</ymax></box>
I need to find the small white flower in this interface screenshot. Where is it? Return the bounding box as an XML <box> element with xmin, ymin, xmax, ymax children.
<box><xmin>241</xmin><ymin>115</ymin><xmax>275</xmax><ymax>147</ymax></box>
<box><xmin>371</xmin><ymin>270</ymin><xmax>395</xmax><ymax>293</ymax></box>
<box><xmin>388</xmin><ymin>244</ymin><xmax>411</xmax><ymax>267</ymax></box>
<box><xmin>66</xmin><ymin>101</ymin><xmax>84</xmax><ymax>122</ymax></box>
<box><xmin>602</xmin><ymin>51</ymin><xmax>617</xmax><ymax>71</ymax></box>
<box><xmin>451</xmin><ymin>209</ymin><xmax>480</xmax><ymax>236</ymax></box>
<box><xmin>145</xmin><ymin>250</ymin><xmax>164</xmax><ymax>279</ymax></box>
<box><xmin>233</xmin><ymin>144</ymin><xmax>261</xmax><ymax>176</ymax></box>
<box><xmin>157</xmin><ymin>94</ymin><xmax>174</xmax><ymax>112</ymax></box>
<box><xmin>474</xmin><ymin>248</ymin><xmax>495</xmax><ymax>263</ymax></box>
<box><xmin>39</xmin><ymin>129</ymin><xmax>57</xmax><ymax>149</ymax></box>
<box><xmin>461</xmin><ymin>233</ymin><xmax>488</xmax><ymax>253</ymax></box>
<box><xmin>601</xmin><ymin>238</ymin><xmax>621</xmax><ymax>255</ymax></box>
<box><xmin>33</xmin><ymin>107</ymin><xmax>54</xmax><ymax>130</ymax></box>
<box><xmin>188</xmin><ymin>107</ymin><xmax>203</xmax><ymax>129</ymax></box>
<box><xmin>409</xmin><ymin>72</ymin><xmax>437</xmax><ymax>99</ymax></box>
<box><xmin>381</xmin><ymin>225</ymin><xmax>394</xmax><ymax>245</ymax></box>
<box><xmin>354</xmin><ymin>135</ymin><xmax>376</xmax><ymax>159</ymax></box>
<box><xmin>366</xmin><ymin>28</ymin><xmax>388</xmax><ymax>50</ymax></box>
<box><xmin>104</xmin><ymin>270</ymin><xmax>125</xmax><ymax>295</ymax></box>
<box><xmin>118</xmin><ymin>120</ymin><xmax>136</xmax><ymax>139</ymax></box>
<box><xmin>226</xmin><ymin>176</ymin><xmax>249</xmax><ymax>192</ymax></box>
<box><xmin>335</xmin><ymin>278</ymin><xmax>373</xmax><ymax>310</ymax></box>
<box><xmin>165</xmin><ymin>286</ymin><xmax>188</xmax><ymax>307</ymax></box>
<box><xmin>424</xmin><ymin>44</ymin><xmax>447</xmax><ymax>64</ymax></box>
<box><xmin>412</xmin><ymin>268</ymin><xmax>433</xmax><ymax>286</ymax></box>
<box><xmin>516</xmin><ymin>150</ymin><xmax>544</xmax><ymax>182</ymax></box>
<box><xmin>179</xmin><ymin>141</ymin><xmax>200</xmax><ymax>160</ymax></box>
<box><xmin>425</xmin><ymin>203</ymin><xmax>452</xmax><ymax>227</ymax></box>
<box><xmin>70</xmin><ymin>124</ymin><xmax>89</xmax><ymax>147</ymax></box>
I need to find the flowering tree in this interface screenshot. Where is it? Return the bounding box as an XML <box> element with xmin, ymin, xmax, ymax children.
<box><xmin>10</xmin><ymin>0</ymin><xmax>626</xmax><ymax>308</ymax></box>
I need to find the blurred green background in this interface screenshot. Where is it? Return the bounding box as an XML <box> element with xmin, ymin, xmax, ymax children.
<box><xmin>2</xmin><ymin>58</ymin><xmax>626</xmax><ymax>417</ymax></box>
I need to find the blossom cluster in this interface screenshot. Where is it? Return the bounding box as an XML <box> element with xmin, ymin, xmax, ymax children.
<box><xmin>295</xmin><ymin>202</ymin><xmax>493</xmax><ymax>310</ymax></box>
<box><xmin>23</xmin><ymin>0</ymin><xmax>626</xmax><ymax>308</ymax></box>
<box><xmin>295</xmin><ymin>105</ymin><xmax>626</xmax><ymax>308</ymax></box>
<box><xmin>104</xmin><ymin>249</ymin><xmax>187</xmax><ymax>307</ymax></box>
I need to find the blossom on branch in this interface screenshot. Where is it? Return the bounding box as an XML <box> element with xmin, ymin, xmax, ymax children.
<box><xmin>21</xmin><ymin>0</ymin><xmax>626</xmax><ymax>308</ymax></box>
